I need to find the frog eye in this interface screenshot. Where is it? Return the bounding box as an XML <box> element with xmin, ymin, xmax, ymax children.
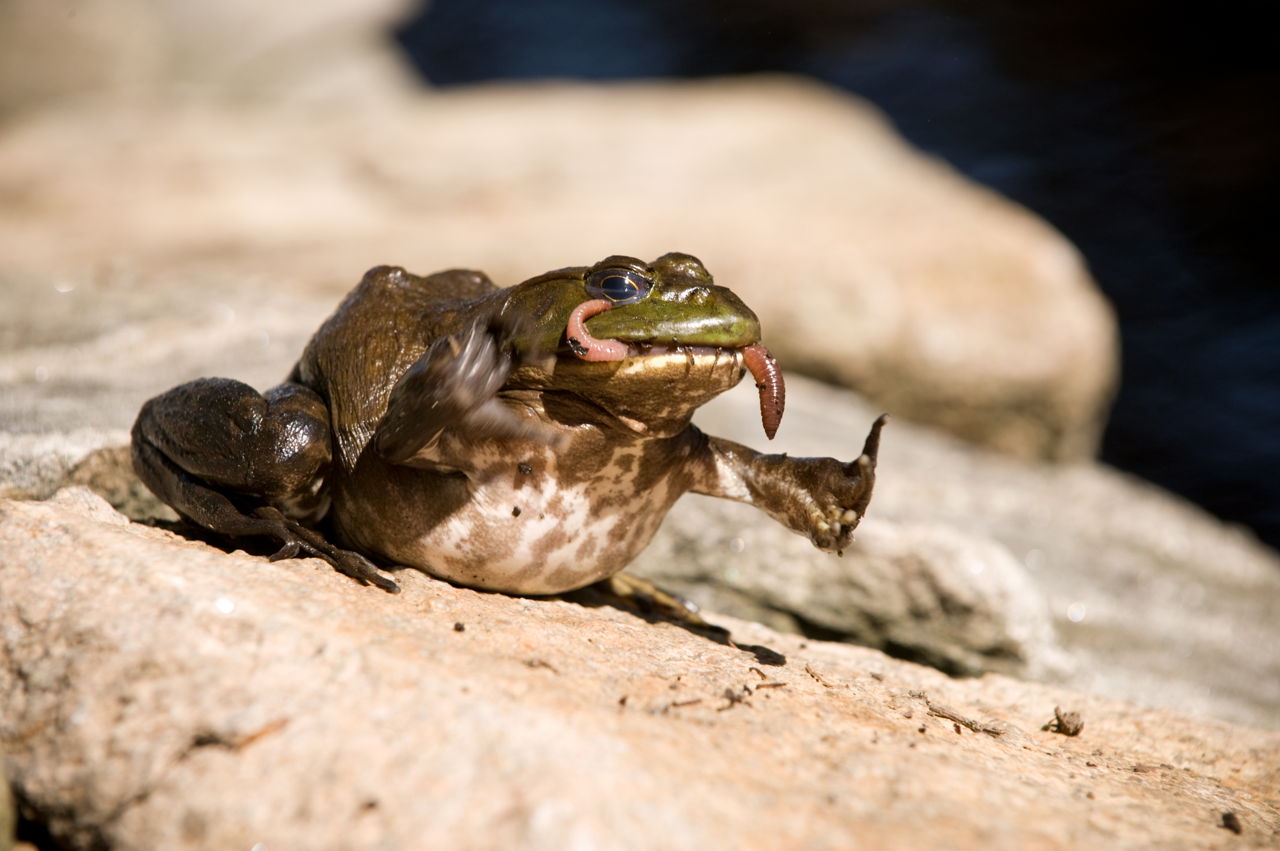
<box><xmin>585</xmin><ymin>269</ymin><xmax>652</xmax><ymax>304</ymax></box>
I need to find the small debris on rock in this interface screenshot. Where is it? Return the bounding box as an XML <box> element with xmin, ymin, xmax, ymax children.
<box><xmin>1220</xmin><ymin>811</ymin><xmax>1243</xmax><ymax>835</ymax></box>
<box><xmin>665</xmin><ymin>698</ymin><xmax>702</xmax><ymax>713</ymax></box>
<box><xmin>453</xmin><ymin>622</ymin><xmax>466</xmax><ymax>632</ymax></box>
<box><xmin>1042</xmin><ymin>706</ymin><xmax>1084</xmax><ymax>736</ymax></box>
<box><xmin>524</xmin><ymin>658</ymin><xmax>558</xmax><ymax>674</ymax></box>
<box><xmin>718</xmin><ymin>686</ymin><xmax>752</xmax><ymax>711</ymax></box>
<box><xmin>804</xmin><ymin>663</ymin><xmax>837</xmax><ymax>688</ymax></box>
<box><xmin>926</xmin><ymin>700</ymin><xmax>1005</xmax><ymax>738</ymax></box>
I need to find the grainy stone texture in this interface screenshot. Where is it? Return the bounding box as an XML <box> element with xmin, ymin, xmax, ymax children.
<box><xmin>0</xmin><ymin>78</ymin><xmax>1114</xmax><ymax>459</ymax></box>
<box><xmin>3</xmin><ymin>490</ymin><xmax>1278</xmax><ymax>851</ymax></box>
<box><xmin>6</xmin><ymin>374</ymin><xmax>1280</xmax><ymax>731</ymax></box>
<box><xmin>668</xmin><ymin>377</ymin><xmax>1280</xmax><ymax>730</ymax></box>
<box><xmin>636</xmin><ymin>510</ymin><xmax>1068</xmax><ymax>680</ymax></box>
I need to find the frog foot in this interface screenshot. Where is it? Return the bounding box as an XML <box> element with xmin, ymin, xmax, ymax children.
<box><xmin>592</xmin><ymin>572</ymin><xmax>727</xmax><ymax>636</ymax></box>
<box><xmin>804</xmin><ymin>413</ymin><xmax>889</xmax><ymax>553</ymax></box>
<box><xmin>251</xmin><ymin>506</ymin><xmax>401</xmax><ymax>593</ymax></box>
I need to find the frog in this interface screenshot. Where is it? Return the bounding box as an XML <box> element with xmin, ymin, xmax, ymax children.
<box><xmin>132</xmin><ymin>252</ymin><xmax>887</xmax><ymax>601</ymax></box>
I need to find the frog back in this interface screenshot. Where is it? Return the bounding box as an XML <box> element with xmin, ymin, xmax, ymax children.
<box><xmin>293</xmin><ymin>265</ymin><xmax>502</xmax><ymax>469</ymax></box>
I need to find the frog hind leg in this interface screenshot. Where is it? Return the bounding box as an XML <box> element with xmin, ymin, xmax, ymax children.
<box><xmin>131</xmin><ymin>377</ymin><xmax>399</xmax><ymax>592</ymax></box>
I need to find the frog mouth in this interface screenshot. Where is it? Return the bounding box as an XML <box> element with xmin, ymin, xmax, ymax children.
<box><xmin>565</xmin><ymin>298</ymin><xmax>785</xmax><ymax>439</ymax></box>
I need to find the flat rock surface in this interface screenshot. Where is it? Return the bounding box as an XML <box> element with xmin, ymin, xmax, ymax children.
<box><xmin>3</xmin><ymin>490</ymin><xmax>1278</xmax><ymax>851</ymax></box>
<box><xmin>667</xmin><ymin>379</ymin><xmax>1280</xmax><ymax>730</ymax></box>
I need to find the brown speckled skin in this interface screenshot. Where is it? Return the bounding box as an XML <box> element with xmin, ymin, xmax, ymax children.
<box><xmin>133</xmin><ymin>254</ymin><xmax>883</xmax><ymax>594</ymax></box>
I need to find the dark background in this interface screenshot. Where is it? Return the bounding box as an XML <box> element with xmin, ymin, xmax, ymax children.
<box><xmin>395</xmin><ymin>0</ymin><xmax>1280</xmax><ymax>548</ymax></box>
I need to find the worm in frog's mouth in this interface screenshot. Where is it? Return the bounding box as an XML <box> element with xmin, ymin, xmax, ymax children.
<box><xmin>564</xmin><ymin>298</ymin><xmax>786</xmax><ymax>439</ymax></box>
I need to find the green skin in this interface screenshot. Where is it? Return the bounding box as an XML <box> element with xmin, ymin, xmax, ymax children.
<box><xmin>132</xmin><ymin>252</ymin><xmax>886</xmax><ymax>595</ymax></box>
<box><xmin>504</xmin><ymin>252</ymin><xmax>761</xmax><ymax>356</ymax></box>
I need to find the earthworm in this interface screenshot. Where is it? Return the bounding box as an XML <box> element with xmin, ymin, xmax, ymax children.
<box><xmin>565</xmin><ymin>299</ymin><xmax>628</xmax><ymax>361</ymax></box>
<box><xmin>742</xmin><ymin>342</ymin><xmax>785</xmax><ymax>439</ymax></box>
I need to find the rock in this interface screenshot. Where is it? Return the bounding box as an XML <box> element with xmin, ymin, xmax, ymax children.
<box><xmin>0</xmin><ymin>436</ymin><xmax>175</xmax><ymax>524</ymax></box>
<box><xmin>634</xmin><ymin>508</ymin><xmax>1068</xmax><ymax>680</ymax></box>
<box><xmin>0</xmin><ymin>430</ymin><xmax>129</xmax><ymax>499</ymax></box>
<box><xmin>1</xmin><ymin>763</ymin><xmax>13</xmax><ymax>851</ymax></box>
<box><xmin>6</xmin><ymin>374</ymin><xmax>1279</xmax><ymax>729</ymax></box>
<box><xmin>0</xmin><ymin>0</ymin><xmax>420</xmax><ymax>112</ymax></box>
<box><xmin>0</xmin><ymin>76</ymin><xmax>1114</xmax><ymax>459</ymax></box>
<box><xmin>3</xmin><ymin>491</ymin><xmax>1278</xmax><ymax>850</ymax></box>
<box><xmin>687</xmin><ymin>375</ymin><xmax>1280</xmax><ymax>730</ymax></box>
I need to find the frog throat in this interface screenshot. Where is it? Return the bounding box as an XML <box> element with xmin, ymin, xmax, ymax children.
<box><xmin>564</xmin><ymin>298</ymin><xmax>786</xmax><ymax>439</ymax></box>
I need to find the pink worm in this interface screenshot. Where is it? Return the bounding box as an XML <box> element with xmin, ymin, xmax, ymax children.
<box><xmin>565</xmin><ymin>299</ymin><xmax>629</xmax><ymax>361</ymax></box>
<box><xmin>565</xmin><ymin>299</ymin><xmax>786</xmax><ymax>439</ymax></box>
<box><xmin>742</xmin><ymin>342</ymin><xmax>785</xmax><ymax>440</ymax></box>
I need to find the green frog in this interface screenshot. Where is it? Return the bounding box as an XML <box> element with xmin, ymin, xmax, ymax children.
<box><xmin>133</xmin><ymin>253</ymin><xmax>886</xmax><ymax>598</ymax></box>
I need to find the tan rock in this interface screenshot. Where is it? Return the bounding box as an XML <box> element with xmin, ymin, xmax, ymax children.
<box><xmin>2</xmin><ymin>491</ymin><xmax>1277</xmax><ymax>850</ymax></box>
<box><xmin>0</xmin><ymin>76</ymin><xmax>1114</xmax><ymax>459</ymax></box>
<box><xmin>0</xmin><ymin>0</ymin><xmax>419</xmax><ymax>113</ymax></box>
<box><xmin>5</xmin><ymin>374</ymin><xmax>1279</xmax><ymax>728</ymax></box>
<box><xmin>635</xmin><ymin>507</ymin><xmax>1067</xmax><ymax>680</ymax></box>
<box><xmin>689</xmin><ymin>375</ymin><xmax>1280</xmax><ymax>730</ymax></box>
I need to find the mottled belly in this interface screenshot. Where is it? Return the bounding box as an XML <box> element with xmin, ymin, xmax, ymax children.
<box><xmin>351</xmin><ymin>465</ymin><xmax>679</xmax><ymax>595</ymax></box>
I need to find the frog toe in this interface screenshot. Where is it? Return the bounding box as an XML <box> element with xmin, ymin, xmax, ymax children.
<box><xmin>593</xmin><ymin>572</ymin><xmax>725</xmax><ymax>635</ymax></box>
<box><xmin>267</xmin><ymin>538</ymin><xmax>303</xmax><ymax>561</ymax></box>
<box><xmin>251</xmin><ymin>507</ymin><xmax>400</xmax><ymax>593</ymax></box>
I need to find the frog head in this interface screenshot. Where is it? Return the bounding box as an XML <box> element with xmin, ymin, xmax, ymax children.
<box><xmin>501</xmin><ymin>253</ymin><xmax>784</xmax><ymax>439</ymax></box>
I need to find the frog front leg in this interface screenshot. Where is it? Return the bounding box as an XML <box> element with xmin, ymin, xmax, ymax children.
<box><xmin>373</xmin><ymin>319</ymin><xmax>558</xmax><ymax>467</ymax></box>
<box><xmin>131</xmin><ymin>377</ymin><xmax>398</xmax><ymax>591</ymax></box>
<box><xmin>689</xmin><ymin>414</ymin><xmax>888</xmax><ymax>553</ymax></box>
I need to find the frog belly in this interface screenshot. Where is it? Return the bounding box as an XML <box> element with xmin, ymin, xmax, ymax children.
<box><xmin>369</xmin><ymin>477</ymin><xmax>674</xmax><ymax>595</ymax></box>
